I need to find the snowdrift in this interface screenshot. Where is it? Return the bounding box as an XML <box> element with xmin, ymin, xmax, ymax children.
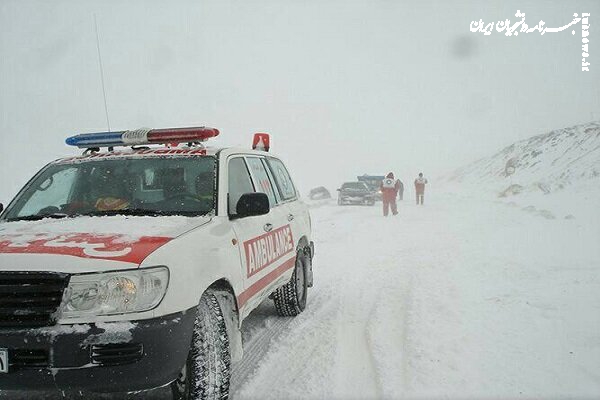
<box><xmin>449</xmin><ymin>121</ymin><xmax>600</xmax><ymax>195</ymax></box>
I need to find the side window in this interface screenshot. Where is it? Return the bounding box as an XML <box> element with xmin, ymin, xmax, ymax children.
<box><xmin>18</xmin><ymin>168</ymin><xmax>78</xmax><ymax>216</ymax></box>
<box><xmin>245</xmin><ymin>157</ymin><xmax>277</xmax><ymax>206</ymax></box>
<box><xmin>228</xmin><ymin>157</ymin><xmax>255</xmax><ymax>215</ymax></box>
<box><xmin>261</xmin><ymin>158</ymin><xmax>282</xmax><ymax>204</ymax></box>
<box><xmin>267</xmin><ymin>158</ymin><xmax>297</xmax><ymax>201</ymax></box>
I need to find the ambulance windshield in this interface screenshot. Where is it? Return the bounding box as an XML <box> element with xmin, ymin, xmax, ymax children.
<box><xmin>2</xmin><ymin>156</ymin><xmax>217</xmax><ymax>221</ymax></box>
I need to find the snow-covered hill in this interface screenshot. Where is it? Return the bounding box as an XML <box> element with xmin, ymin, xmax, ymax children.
<box><xmin>449</xmin><ymin>121</ymin><xmax>600</xmax><ymax>195</ymax></box>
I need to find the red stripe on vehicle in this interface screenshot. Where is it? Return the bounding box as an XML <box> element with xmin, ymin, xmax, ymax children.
<box><xmin>237</xmin><ymin>256</ymin><xmax>296</xmax><ymax>308</ymax></box>
<box><xmin>0</xmin><ymin>233</ymin><xmax>172</xmax><ymax>265</ymax></box>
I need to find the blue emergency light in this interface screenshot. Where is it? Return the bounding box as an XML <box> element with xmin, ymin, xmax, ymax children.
<box><xmin>65</xmin><ymin>131</ymin><xmax>126</xmax><ymax>148</ymax></box>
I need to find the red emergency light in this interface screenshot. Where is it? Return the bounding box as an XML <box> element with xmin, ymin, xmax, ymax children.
<box><xmin>147</xmin><ymin>127</ymin><xmax>220</xmax><ymax>144</ymax></box>
<box><xmin>252</xmin><ymin>133</ymin><xmax>270</xmax><ymax>152</ymax></box>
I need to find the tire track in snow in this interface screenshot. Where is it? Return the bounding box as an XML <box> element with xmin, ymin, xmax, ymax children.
<box><xmin>329</xmin><ymin>249</ymin><xmax>392</xmax><ymax>400</ymax></box>
<box><xmin>364</xmin><ymin>300</ymin><xmax>386</xmax><ymax>395</ymax></box>
<box><xmin>232</xmin><ymin>288</ymin><xmax>340</xmax><ymax>400</ymax></box>
<box><xmin>331</xmin><ymin>292</ymin><xmax>384</xmax><ymax>399</ymax></box>
<box><xmin>230</xmin><ymin>307</ymin><xmax>295</xmax><ymax>394</ymax></box>
<box><xmin>365</xmin><ymin>272</ymin><xmax>414</xmax><ymax>398</ymax></box>
<box><xmin>319</xmin><ymin>205</ymin><xmax>417</xmax><ymax>399</ymax></box>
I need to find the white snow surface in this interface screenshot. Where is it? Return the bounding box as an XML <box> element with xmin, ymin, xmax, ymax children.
<box><xmin>5</xmin><ymin>190</ymin><xmax>600</xmax><ymax>399</ymax></box>
<box><xmin>229</xmin><ymin>194</ymin><xmax>600</xmax><ymax>400</ymax></box>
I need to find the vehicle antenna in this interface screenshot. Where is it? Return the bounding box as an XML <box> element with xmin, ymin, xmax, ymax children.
<box><xmin>94</xmin><ymin>14</ymin><xmax>111</xmax><ymax>132</ymax></box>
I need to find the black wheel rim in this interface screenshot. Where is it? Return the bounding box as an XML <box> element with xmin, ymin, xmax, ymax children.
<box><xmin>295</xmin><ymin>258</ymin><xmax>305</xmax><ymax>304</ymax></box>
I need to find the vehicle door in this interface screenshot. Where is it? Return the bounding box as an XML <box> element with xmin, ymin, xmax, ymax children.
<box><xmin>265</xmin><ymin>157</ymin><xmax>310</xmax><ymax>253</ymax></box>
<box><xmin>228</xmin><ymin>156</ymin><xmax>294</xmax><ymax>314</ymax></box>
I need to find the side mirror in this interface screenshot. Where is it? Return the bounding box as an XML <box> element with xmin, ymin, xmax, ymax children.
<box><xmin>235</xmin><ymin>193</ymin><xmax>270</xmax><ymax>218</ymax></box>
<box><xmin>336</xmin><ymin>188</ymin><xmax>341</xmax><ymax>191</ymax></box>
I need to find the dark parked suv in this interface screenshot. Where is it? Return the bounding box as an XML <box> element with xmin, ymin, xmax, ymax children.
<box><xmin>337</xmin><ymin>182</ymin><xmax>376</xmax><ymax>206</ymax></box>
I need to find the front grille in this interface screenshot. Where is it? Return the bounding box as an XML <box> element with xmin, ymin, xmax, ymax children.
<box><xmin>0</xmin><ymin>272</ymin><xmax>70</xmax><ymax>328</ymax></box>
<box><xmin>91</xmin><ymin>343</ymin><xmax>144</xmax><ymax>366</ymax></box>
<box><xmin>10</xmin><ymin>349</ymin><xmax>49</xmax><ymax>369</ymax></box>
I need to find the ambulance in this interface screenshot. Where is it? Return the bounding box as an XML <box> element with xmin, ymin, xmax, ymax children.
<box><xmin>0</xmin><ymin>127</ymin><xmax>314</xmax><ymax>399</ymax></box>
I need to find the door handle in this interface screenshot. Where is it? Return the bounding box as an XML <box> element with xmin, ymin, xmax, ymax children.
<box><xmin>287</xmin><ymin>214</ymin><xmax>294</xmax><ymax>222</ymax></box>
<box><xmin>264</xmin><ymin>223</ymin><xmax>273</xmax><ymax>232</ymax></box>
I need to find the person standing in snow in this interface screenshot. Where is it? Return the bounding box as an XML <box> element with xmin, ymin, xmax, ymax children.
<box><xmin>414</xmin><ymin>172</ymin><xmax>428</xmax><ymax>205</ymax></box>
<box><xmin>380</xmin><ymin>172</ymin><xmax>400</xmax><ymax>216</ymax></box>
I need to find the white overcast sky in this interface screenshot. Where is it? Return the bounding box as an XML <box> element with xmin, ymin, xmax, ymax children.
<box><xmin>1</xmin><ymin>0</ymin><xmax>598</xmax><ymax>200</ymax></box>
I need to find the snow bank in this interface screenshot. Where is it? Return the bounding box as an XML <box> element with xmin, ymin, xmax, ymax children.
<box><xmin>448</xmin><ymin>121</ymin><xmax>600</xmax><ymax>195</ymax></box>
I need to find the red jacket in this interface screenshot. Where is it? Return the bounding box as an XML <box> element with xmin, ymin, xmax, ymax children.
<box><xmin>414</xmin><ymin>177</ymin><xmax>428</xmax><ymax>194</ymax></box>
<box><xmin>380</xmin><ymin>174</ymin><xmax>400</xmax><ymax>201</ymax></box>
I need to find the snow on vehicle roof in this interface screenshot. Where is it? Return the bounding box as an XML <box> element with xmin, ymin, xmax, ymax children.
<box><xmin>53</xmin><ymin>145</ymin><xmax>277</xmax><ymax>164</ymax></box>
<box><xmin>54</xmin><ymin>146</ymin><xmax>217</xmax><ymax>164</ymax></box>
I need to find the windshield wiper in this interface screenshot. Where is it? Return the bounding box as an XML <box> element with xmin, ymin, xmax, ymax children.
<box><xmin>81</xmin><ymin>208</ymin><xmax>170</xmax><ymax>217</ymax></box>
<box><xmin>6</xmin><ymin>213</ymin><xmax>69</xmax><ymax>222</ymax></box>
<box><xmin>8</xmin><ymin>209</ymin><xmax>211</xmax><ymax>220</ymax></box>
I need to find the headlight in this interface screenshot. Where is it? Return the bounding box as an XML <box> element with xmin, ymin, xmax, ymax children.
<box><xmin>59</xmin><ymin>266</ymin><xmax>169</xmax><ymax>320</ymax></box>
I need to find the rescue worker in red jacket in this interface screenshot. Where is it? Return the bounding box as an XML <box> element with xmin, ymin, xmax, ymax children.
<box><xmin>414</xmin><ymin>172</ymin><xmax>428</xmax><ymax>205</ymax></box>
<box><xmin>380</xmin><ymin>172</ymin><xmax>400</xmax><ymax>216</ymax></box>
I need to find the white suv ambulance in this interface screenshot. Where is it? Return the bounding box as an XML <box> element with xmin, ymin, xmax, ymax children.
<box><xmin>0</xmin><ymin>127</ymin><xmax>314</xmax><ymax>399</ymax></box>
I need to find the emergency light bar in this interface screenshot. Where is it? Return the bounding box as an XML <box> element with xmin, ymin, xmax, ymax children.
<box><xmin>65</xmin><ymin>127</ymin><xmax>220</xmax><ymax>149</ymax></box>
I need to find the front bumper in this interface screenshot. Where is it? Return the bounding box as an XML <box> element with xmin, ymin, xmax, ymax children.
<box><xmin>0</xmin><ymin>309</ymin><xmax>196</xmax><ymax>393</ymax></box>
<box><xmin>340</xmin><ymin>195</ymin><xmax>374</xmax><ymax>204</ymax></box>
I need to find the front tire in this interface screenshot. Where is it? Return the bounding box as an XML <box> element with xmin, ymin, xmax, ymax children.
<box><xmin>272</xmin><ymin>249</ymin><xmax>308</xmax><ymax>316</ymax></box>
<box><xmin>171</xmin><ymin>292</ymin><xmax>231</xmax><ymax>400</ymax></box>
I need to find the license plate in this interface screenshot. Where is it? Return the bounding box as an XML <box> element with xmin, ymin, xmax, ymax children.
<box><xmin>0</xmin><ymin>348</ymin><xmax>7</xmax><ymax>373</ymax></box>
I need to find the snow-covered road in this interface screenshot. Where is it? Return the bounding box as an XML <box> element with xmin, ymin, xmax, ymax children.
<box><xmin>232</xmin><ymin>191</ymin><xmax>600</xmax><ymax>399</ymax></box>
<box><xmin>5</xmin><ymin>191</ymin><xmax>600</xmax><ymax>399</ymax></box>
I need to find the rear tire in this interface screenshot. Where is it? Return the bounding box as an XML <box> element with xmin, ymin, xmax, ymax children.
<box><xmin>171</xmin><ymin>292</ymin><xmax>231</xmax><ymax>400</ymax></box>
<box><xmin>272</xmin><ymin>249</ymin><xmax>308</xmax><ymax>316</ymax></box>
